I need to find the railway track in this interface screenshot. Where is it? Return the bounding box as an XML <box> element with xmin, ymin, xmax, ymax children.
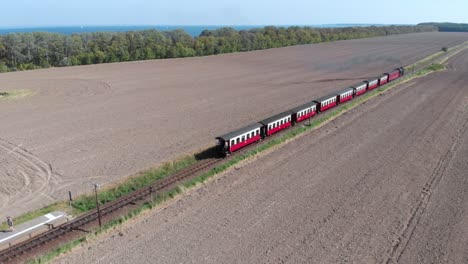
<box><xmin>0</xmin><ymin>157</ymin><xmax>221</xmax><ymax>263</ymax></box>
<box><xmin>0</xmin><ymin>45</ymin><xmax>464</xmax><ymax>263</ymax></box>
<box><xmin>0</xmin><ymin>120</ymin><xmax>295</xmax><ymax>263</ymax></box>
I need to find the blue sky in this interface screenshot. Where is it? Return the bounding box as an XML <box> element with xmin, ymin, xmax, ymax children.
<box><xmin>1</xmin><ymin>0</ymin><xmax>467</xmax><ymax>27</ymax></box>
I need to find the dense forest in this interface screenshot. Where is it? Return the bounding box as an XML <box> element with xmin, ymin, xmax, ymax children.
<box><xmin>0</xmin><ymin>25</ymin><xmax>436</xmax><ymax>72</ymax></box>
<box><xmin>419</xmin><ymin>22</ymin><xmax>468</xmax><ymax>32</ymax></box>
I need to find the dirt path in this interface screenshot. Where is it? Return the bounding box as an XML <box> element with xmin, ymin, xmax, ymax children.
<box><xmin>54</xmin><ymin>43</ymin><xmax>468</xmax><ymax>263</ymax></box>
<box><xmin>1</xmin><ymin>32</ymin><xmax>468</xmax><ymax>219</ymax></box>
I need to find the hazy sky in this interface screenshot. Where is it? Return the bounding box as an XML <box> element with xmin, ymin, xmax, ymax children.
<box><xmin>1</xmin><ymin>0</ymin><xmax>467</xmax><ymax>27</ymax></box>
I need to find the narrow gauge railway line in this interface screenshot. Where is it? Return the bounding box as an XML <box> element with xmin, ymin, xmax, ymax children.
<box><xmin>0</xmin><ymin>157</ymin><xmax>222</xmax><ymax>263</ymax></box>
<box><xmin>1</xmin><ymin>97</ymin><xmax>341</xmax><ymax>263</ymax></box>
<box><xmin>0</xmin><ymin>121</ymin><xmax>302</xmax><ymax>263</ymax></box>
<box><xmin>0</xmin><ymin>46</ymin><xmax>461</xmax><ymax>263</ymax></box>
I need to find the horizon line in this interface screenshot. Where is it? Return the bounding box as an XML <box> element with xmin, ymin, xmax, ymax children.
<box><xmin>0</xmin><ymin>23</ymin><xmax>418</xmax><ymax>29</ymax></box>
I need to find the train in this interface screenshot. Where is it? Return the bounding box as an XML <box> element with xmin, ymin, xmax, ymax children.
<box><xmin>216</xmin><ymin>67</ymin><xmax>405</xmax><ymax>155</ymax></box>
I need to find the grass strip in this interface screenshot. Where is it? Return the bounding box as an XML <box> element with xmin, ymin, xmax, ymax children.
<box><xmin>27</xmin><ymin>186</ymin><xmax>184</xmax><ymax>264</ymax></box>
<box><xmin>1</xmin><ymin>155</ymin><xmax>197</xmax><ymax>230</ymax></box>
<box><xmin>71</xmin><ymin>155</ymin><xmax>196</xmax><ymax>212</ymax></box>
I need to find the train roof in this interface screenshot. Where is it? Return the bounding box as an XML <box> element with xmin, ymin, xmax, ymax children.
<box><xmin>336</xmin><ymin>87</ymin><xmax>354</xmax><ymax>94</ymax></box>
<box><xmin>365</xmin><ymin>77</ymin><xmax>379</xmax><ymax>82</ymax></box>
<box><xmin>288</xmin><ymin>101</ymin><xmax>318</xmax><ymax>113</ymax></box>
<box><xmin>216</xmin><ymin>122</ymin><xmax>263</xmax><ymax>140</ymax></box>
<box><xmin>313</xmin><ymin>93</ymin><xmax>338</xmax><ymax>103</ymax></box>
<box><xmin>259</xmin><ymin>110</ymin><xmax>293</xmax><ymax>125</ymax></box>
<box><xmin>350</xmin><ymin>81</ymin><xmax>367</xmax><ymax>88</ymax></box>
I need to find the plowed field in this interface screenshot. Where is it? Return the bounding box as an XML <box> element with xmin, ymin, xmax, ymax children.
<box><xmin>1</xmin><ymin>32</ymin><xmax>467</xmax><ymax>218</ymax></box>
<box><xmin>57</xmin><ymin>45</ymin><xmax>468</xmax><ymax>264</ymax></box>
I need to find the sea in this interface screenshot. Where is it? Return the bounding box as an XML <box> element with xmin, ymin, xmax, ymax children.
<box><xmin>0</xmin><ymin>24</ymin><xmax>388</xmax><ymax>37</ymax></box>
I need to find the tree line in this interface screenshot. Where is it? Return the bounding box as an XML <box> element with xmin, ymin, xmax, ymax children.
<box><xmin>419</xmin><ymin>22</ymin><xmax>468</xmax><ymax>32</ymax></box>
<box><xmin>0</xmin><ymin>25</ymin><xmax>436</xmax><ymax>72</ymax></box>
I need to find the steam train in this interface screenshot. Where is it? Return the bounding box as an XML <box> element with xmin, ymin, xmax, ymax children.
<box><xmin>216</xmin><ymin>67</ymin><xmax>405</xmax><ymax>155</ymax></box>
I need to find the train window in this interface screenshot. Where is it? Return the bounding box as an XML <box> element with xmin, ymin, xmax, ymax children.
<box><xmin>231</xmin><ymin>140</ymin><xmax>234</xmax><ymax>146</ymax></box>
<box><xmin>236</xmin><ymin>138</ymin><xmax>240</xmax><ymax>144</ymax></box>
<box><xmin>242</xmin><ymin>136</ymin><xmax>245</xmax><ymax>141</ymax></box>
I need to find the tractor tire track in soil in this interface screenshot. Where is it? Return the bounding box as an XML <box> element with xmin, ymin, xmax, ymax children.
<box><xmin>387</xmin><ymin>118</ymin><xmax>468</xmax><ymax>263</ymax></box>
<box><xmin>0</xmin><ymin>138</ymin><xmax>60</xmax><ymax>219</ymax></box>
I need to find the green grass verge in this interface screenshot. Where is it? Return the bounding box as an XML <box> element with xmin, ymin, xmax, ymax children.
<box><xmin>28</xmin><ymin>186</ymin><xmax>185</xmax><ymax>264</ymax></box>
<box><xmin>417</xmin><ymin>63</ymin><xmax>445</xmax><ymax>75</ymax></box>
<box><xmin>405</xmin><ymin>41</ymin><xmax>468</xmax><ymax>74</ymax></box>
<box><xmin>2</xmin><ymin>155</ymin><xmax>198</xmax><ymax>231</ymax></box>
<box><xmin>71</xmin><ymin>155</ymin><xmax>196</xmax><ymax>212</ymax></box>
<box><xmin>23</xmin><ymin>45</ymin><xmax>467</xmax><ymax>263</ymax></box>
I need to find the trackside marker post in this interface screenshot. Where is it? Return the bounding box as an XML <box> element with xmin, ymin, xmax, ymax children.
<box><xmin>94</xmin><ymin>183</ymin><xmax>102</xmax><ymax>228</ymax></box>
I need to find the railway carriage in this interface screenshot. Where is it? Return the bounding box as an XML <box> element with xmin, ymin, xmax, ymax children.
<box><xmin>387</xmin><ymin>69</ymin><xmax>400</xmax><ymax>81</ymax></box>
<box><xmin>215</xmin><ymin>65</ymin><xmax>405</xmax><ymax>156</ymax></box>
<box><xmin>365</xmin><ymin>78</ymin><xmax>379</xmax><ymax>90</ymax></box>
<box><xmin>216</xmin><ymin>123</ymin><xmax>263</xmax><ymax>154</ymax></box>
<box><xmin>378</xmin><ymin>74</ymin><xmax>389</xmax><ymax>86</ymax></box>
<box><xmin>259</xmin><ymin>111</ymin><xmax>293</xmax><ymax>136</ymax></box>
<box><xmin>337</xmin><ymin>87</ymin><xmax>354</xmax><ymax>104</ymax></box>
<box><xmin>314</xmin><ymin>93</ymin><xmax>338</xmax><ymax>112</ymax></box>
<box><xmin>351</xmin><ymin>82</ymin><xmax>368</xmax><ymax>96</ymax></box>
<box><xmin>290</xmin><ymin>102</ymin><xmax>318</xmax><ymax>123</ymax></box>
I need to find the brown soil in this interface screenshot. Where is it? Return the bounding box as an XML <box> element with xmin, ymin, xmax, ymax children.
<box><xmin>54</xmin><ymin>47</ymin><xmax>468</xmax><ymax>263</ymax></box>
<box><xmin>1</xmin><ymin>32</ymin><xmax>468</xmax><ymax>219</ymax></box>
